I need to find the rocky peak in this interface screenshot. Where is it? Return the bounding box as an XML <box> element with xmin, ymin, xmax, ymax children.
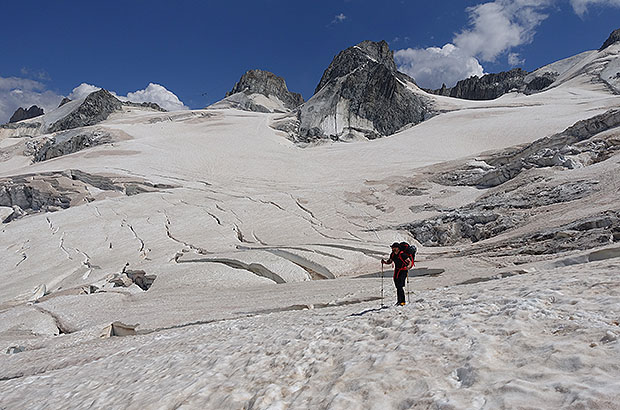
<box><xmin>226</xmin><ymin>69</ymin><xmax>304</xmax><ymax>110</ymax></box>
<box><xmin>448</xmin><ymin>68</ymin><xmax>528</xmax><ymax>100</ymax></box>
<box><xmin>48</xmin><ymin>89</ymin><xmax>122</xmax><ymax>133</ymax></box>
<box><xmin>600</xmin><ymin>28</ymin><xmax>620</xmax><ymax>51</ymax></box>
<box><xmin>58</xmin><ymin>97</ymin><xmax>72</xmax><ymax>108</ymax></box>
<box><xmin>8</xmin><ymin>105</ymin><xmax>44</xmax><ymax>123</ymax></box>
<box><xmin>298</xmin><ymin>40</ymin><xmax>433</xmax><ymax>142</ymax></box>
<box><xmin>315</xmin><ymin>40</ymin><xmax>397</xmax><ymax>94</ymax></box>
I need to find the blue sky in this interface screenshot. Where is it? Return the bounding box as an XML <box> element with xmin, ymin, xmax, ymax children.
<box><xmin>1</xmin><ymin>0</ymin><xmax>619</xmax><ymax>122</ymax></box>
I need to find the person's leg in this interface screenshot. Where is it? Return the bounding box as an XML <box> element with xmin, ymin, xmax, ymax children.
<box><xmin>393</xmin><ymin>275</ymin><xmax>400</xmax><ymax>304</ymax></box>
<box><xmin>396</xmin><ymin>273</ymin><xmax>406</xmax><ymax>304</ymax></box>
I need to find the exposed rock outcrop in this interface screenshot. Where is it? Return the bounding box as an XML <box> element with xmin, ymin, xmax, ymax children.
<box><xmin>8</xmin><ymin>105</ymin><xmax>44</xmax><ymax>123</ymax></box>
<box><xmin>26</xmin><ymin>129</ymin><xmax>113</xmax><ymax>162</ymax></box>
<box><xmin>600</xmin><ymin>28</ymin><xmax>620</xmax><ymax>51</ymax></box>
<box><xmin>427</xmin><ymin>68</ymin><xmax>555</xmax><ymax>100</ymax></box>
<box><xmin>471</xmin><ymin>211</ymin><xmax>620</xmax><ymax>257</ymax></box>
<box><xmin>436</xmin><ymin>109</ymin><xmax>620</xmax><ymax>188</ymax></box>
<box><xmin>122</xmin><ymin>101</ymin><xmax>167</xmax><ymax>112</ymax></box>
<box><xmin>225</xmin><ymin>69</ymin><xmax>304</xmax><ymax>112</ymax></box>
<box><xmin>48</xmin><ymin>89</ymin><xmax>122</xmax><ymax>133</ymax></box>
<box><xmin>298</xmin><ymin>40</ymin><xmax>433</xmax><ymax>142</ymax></box>
<box><xmin>401</xmin><ymin>178</ymin><xmax>604</xmax><ymax>247</ymax></box>
<box><xmin>0</xmin><ymin>169</ymin><xmax>175</xmax><ymax>222</ymax></box>
<box><xmin>448</xmin><ymin>68</ymin><xmax>528</xmax><ymax>100</ymax></box>
<box><xmin>58</xmin><ymin>97</ymin><xmax>72</xmax><ymax>108</ymax></box>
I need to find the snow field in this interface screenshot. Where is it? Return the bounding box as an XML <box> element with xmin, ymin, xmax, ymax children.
<box><xmin>1</xmin><ymin>259</ymin><xmax>618</xmax><ymax>409</ymax></box>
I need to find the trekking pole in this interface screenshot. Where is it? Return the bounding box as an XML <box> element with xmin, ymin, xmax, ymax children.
<box><xmin>406</xmin><ymin>273</ymin><xmax>410</xmax><ymax>304</ymax></box>
<box><xmin>380</xmin><ymin>262</ymin><xmax>384</xmax><ymax>308</ymax></box>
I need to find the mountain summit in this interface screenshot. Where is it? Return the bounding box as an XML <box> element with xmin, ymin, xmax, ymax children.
<box><xmin>211</xmin><ymin>69</ymin><xmax>304</xmax><ymax>113</ymax></box>
<box><xmin>600</xmin><ymin>27</ymin><xmax>620</xmax><ymax>51</ymax></box>
<box><xmin>298</xmin><ymin>40</ymin><xmax>433</xmax><ymax>142</ymax></box>
<box><xmin>227</xmin><ymin>69</ymin><xmax>304</xmax><ymax>110</ymax></box>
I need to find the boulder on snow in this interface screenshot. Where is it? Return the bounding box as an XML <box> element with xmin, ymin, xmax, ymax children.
<box><xmin>29</xmin><ymin>284</ymin><xmax>47</xmax><ymax>302</ymax></box>
<box><xmin>100</xmin><ymin>321</ymin><xmax>138</xmax><ymax>338</ymax></box>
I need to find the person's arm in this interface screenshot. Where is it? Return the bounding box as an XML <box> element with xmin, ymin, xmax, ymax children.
<box><xmin>381</xmin><ymin>254</ymin><xmax>394</xmax><ymax>264</ymax></box>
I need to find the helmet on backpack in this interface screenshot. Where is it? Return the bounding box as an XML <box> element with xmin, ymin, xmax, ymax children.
<box><xmin>399</xmin><ymin>241</ymin><xmax>417</xmax><ymax>262</ymax></box>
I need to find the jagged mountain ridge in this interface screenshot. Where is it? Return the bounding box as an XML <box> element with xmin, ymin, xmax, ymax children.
<box><xmin>1</xmin><ymin>28</ymin><xmax>620</xmax><ymax>410</ymax></box>
<box><xmin>9</xmin><ymin>105</ymin><xmax>44</xmax><ymax>123</ymax></box>
<box><xmin>212</xmin><ymin>28</ymin><xmax>619</xmax><ymax>143</ymax></box>
<box><xmin>297</xmin><ymin>40</ymin><xmax>433</xmax><ymax>142</ymax></box>
<box><xmin>430</xmin><ymin>27</ymin><xmax>620</xmax><ymax>100</ymax></box>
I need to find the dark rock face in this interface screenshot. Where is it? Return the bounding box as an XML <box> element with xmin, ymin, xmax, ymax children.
<box><xmin>226</xmin><ymin>69</ymin><xmax>304</xmax><ymax>110</ymax></box>
<box><xmin>58</xmin><ymin>97</ymin><xmax>72</xmax><ymax>108</ymax></box>
<box><xmin>27</xmin><ymin>129</ymin><xmax>113</xmax><ymax>162</ymax></box>
<box><xmin>524</xmin><ymin>72</ymin><xmax>557</xmax><ymax>93</ymax></box>
<box><xmin>600</xmin><ymin>28</ymin><xmax>620</xmax><ymax>51</ymax></box>
<box><xmin>314</xmin><ymin>40</ymin><xmax>397</xmax><ymax>94</ymax></box>
<box><xmin>122</xmin><ymin>101</ymin><xmax>167</xmax><ymax>112</ymax></box>
<box><xmin>299</xmin><ymin>40</ymin><xmax>433</xmax><ymax>141</ymax></box>
<box><xmin>448</xmin><ymin>68</ymin><xmax>528</xmax><ymax>100</ymax></box>
<box><xmin>8</xmin><ymin>105</ymin><xmax>44</xmax><ymax>123</ymax></box>
<box><xmin>427</xmin><ymin>68</ymin><xmax>559</xmax><ymax>100</ymax></box>
<box><xmin>48</xmin><ymin>89</ymin><xmax>122</xmax><ymax>133</ymax></box>
<box><xmin>0</xmin><ymin>169</ymin><xmax>174</xmax><ymax>222</ymax></box>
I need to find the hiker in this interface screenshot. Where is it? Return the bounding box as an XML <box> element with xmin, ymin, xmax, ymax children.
<box><xmin>381</xmin><ymin>242</ymin><xmax>412</xmax><ymax>305</ymax></box>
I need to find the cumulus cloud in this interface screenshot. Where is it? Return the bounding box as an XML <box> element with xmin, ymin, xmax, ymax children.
<box><xmin>570</xmin><ymin>0</ymin><xmax>620</xmax><ymax>16</ymax></box>
<box><xmin>126</xmin><ymin>83</ymin><xmax>189</xmax><ymax>111</ymax></box>
<box><xmin>68</xmin><ymin>83</ymin><xmax>103</xmax><ymax>100</ymax></box>
<box><xmin>395</xmin><ymin>0</ymin><xmax>553</xmax><ymax>88</ymax></box>
<box><xmin>70</xmin><ymin>82</ymin><xmax>189</xmax><ymax>111</ymax></box>
<box><xmin>395</xmin><ymin>44</ymin><xmax>484</xmax><ymax>89</ymax></box>
<box><xmin>0</xmin><ymin>76</ymin><xmax>63</xmax><ymax>124</ymax></box>
<box><xmin>454</xmin><ymin>0</ymin><xmax>551</xmax><ymax>62</ymax></box>
<box><xmin>0</xmin><ymin>78</ymin><xmax>189</xmax><ymax>124</ymax></box>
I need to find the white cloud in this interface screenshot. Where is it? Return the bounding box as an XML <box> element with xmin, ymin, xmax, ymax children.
<box><xmin>508</xmin><ymin>52</ymin><xmax>525</xmax><ymax>66</ymax></box>
<box><xmin>570</xmin><ymin>0</ymin><xmax>620</xmax><ymax>16</ymax></box>
<box><xmin>395</xmin><ymin>44</ymin><xmax>485</xmax><ymax>89</ymax></box>
<box><xmin>454</xmin><ymin>0</ymin><xmax>552</xmax><ymax>62</ymax></box>
<box><xmin>126</xmin><ymin>83</ymin><xmax>189</xmax><ymax>111</ymax></box>
<box><xmin>0</xmin><ymin>76</ymin><xmax>63</xmax><ymax>124</ymax></box>
<box><xmin>0</xmin><ymin>79</ymin><xmax>189</xmax><ymax>124</ymax></box>
<box><xmin>332</xmin><ymin>13</ymin><xmax>347</xmax><ymax>23</ymax></box>
<box><xmin>68</xmin><ymin>83</ymin><xmax>103</xmax><ymax>100</ymax></box>
<box><xmin>71</xmin><ymin>82</ymin><xmax>188</xmax><ymax>111</ymax></box>
<box><xmin>394</xmin><ymin>0</ymin><xmax>552</xmax><ymax>89</ymax></box>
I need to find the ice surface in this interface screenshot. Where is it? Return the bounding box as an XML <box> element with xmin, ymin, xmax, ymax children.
<box><xmin>0</xmin><ymin>47</ymin><xmax>619</xmax><ymax>409</ymax></box>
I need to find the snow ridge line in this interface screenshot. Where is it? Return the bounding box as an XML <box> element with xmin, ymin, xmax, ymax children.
<box><xmin>59</xmin><ymin>233</ymin><xmax>73</xmax><ymax>260</ymax></box>
<box><xmin>122</xmin><ymin>220</ymin><xmax>145</xmax><ymax>253</ymax></box>
<box><xmin>233</xmin><ymin>223</ymin><xmax>250</xmax><ymax>243</ymax></box>
<box><xmin>236</xmin><ymin>244</ymin><xmax>345</xmax><ymax>260</ymax></box>
<box><xmin>177</xmin><ymin>257</ymin><xmax>286</xmax><ymax>284</ymax></box>
<box><xmin>178</xmin><ymin>199</ymin><xmax>223</xmax><ymax>226</ymax></box>
<box><xmin>266</xmin><ymin>249</ymin><xmax>335</xmax><ymax>279</ymax></box>
<box><xmin>162</xmin><ymin>212</ymin><xmax>210</xmax><ymax>255</ymax></box>
<box><xmin>32</xmin><ymin>305</ymin><xmax>74</xmax><ymax>335</ymax></box>
<box><xmin>15</xmin><ymin>253</ymin><xmax>27</xmax><ymax>268</ymax></box>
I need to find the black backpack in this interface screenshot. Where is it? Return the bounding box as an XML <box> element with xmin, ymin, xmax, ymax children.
<box><xmin>399</xmin><ymin>242</ymin><xmax>417</xmax><ymax>265</ymax></box>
